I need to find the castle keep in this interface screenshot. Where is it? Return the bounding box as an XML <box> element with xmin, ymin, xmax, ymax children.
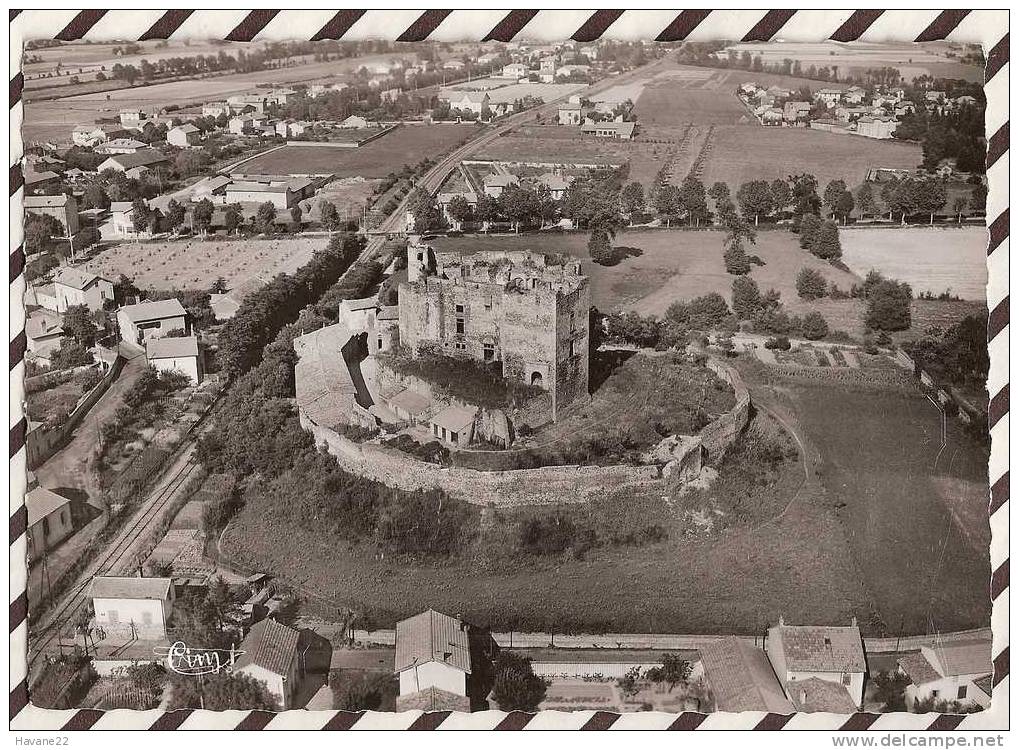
<box><xmin>398</xmin><ymin>243</ymin><xmax>590</xmax><ymax>419</ymax></box>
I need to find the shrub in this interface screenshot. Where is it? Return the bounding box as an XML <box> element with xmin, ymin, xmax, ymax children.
<box><xmin>866</xmin><ymin>279</ymin><xmax>913</xmax><ymax>331</ymax></box>
<box><xmin>76</xmin><ymin>367</ymin><xmax>102</xmax><ymax>393</ymax></box>
<box><xmin>809</xmin><ymin>220</ymin><xmax>842</xmax><ymax>260</ymax></box>
<box><xmin>798</xmin><ymin>312</ymin><xmax>830</xmax><ymax>340</ymax></box>
<box><xmin>723</xmin><ymin>246</ymin><xmax>751</xmax><ymax>275</ymax></box>
<box><xmin>731</xmin><ymin>276</ymin><xmax>762</xmax><ymax>319</ymax></box>
<box><xmin>764</xmin><ymin>335</ymin><xmax>791</xmax><ymax>350</ymax></box>
<box><xmin>795</xmin><ymin>267</ymin><xmax>828</xmax><ymax>300</ymax></box>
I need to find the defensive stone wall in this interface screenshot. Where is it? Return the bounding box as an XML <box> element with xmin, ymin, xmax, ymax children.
<box><xmin>699</xmin><ymin>359</ymin><xmax>751</xmax><ymax>462</ymax></box>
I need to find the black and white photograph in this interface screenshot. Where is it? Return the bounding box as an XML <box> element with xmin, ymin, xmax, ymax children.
<box><xmin>8</xmin><ymin>8</ymin><xmax>1009</xmax><ymax>737</ymax></box>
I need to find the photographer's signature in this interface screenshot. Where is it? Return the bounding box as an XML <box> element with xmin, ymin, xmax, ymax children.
<box><xmin>154</xmin><ymin>641</ymin><xmax>244</xmax><ymax>676</ymax></box>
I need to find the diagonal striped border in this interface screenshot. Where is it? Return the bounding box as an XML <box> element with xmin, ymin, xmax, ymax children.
<box><xmin>6</xmin><ymin>9</ymin><xmax>1010</xmax><ymax>731</ymax></box>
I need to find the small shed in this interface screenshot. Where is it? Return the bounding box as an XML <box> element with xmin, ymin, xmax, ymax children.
<box><xmin>429</xmin><ymin>404</ymin><xmax>477</xmax><ymax>446</ymax></box>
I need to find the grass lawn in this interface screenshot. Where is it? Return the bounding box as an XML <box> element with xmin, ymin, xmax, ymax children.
<box><xmin>232</xmin><ymin>124</ymin><xmax>477</xmax><ymax>178</ymax></box>
<box><xmin>84</xmin><ymin>236</ymin><xmax>325</xmax><ymax>291</ymax></box>
<box><xmin>839</xmin><ymin>226</ymin><xmax>988</xmax><ymax>301</ymax></box>
<box><xmin>701</xmin><ymin>125</ymin><xmax>923</xmax><ymax>190</ymax></box>
<box><xmin>746</xmin><ymin>370</ymin><xmax>990</xmax><ymax>635</ymax></box>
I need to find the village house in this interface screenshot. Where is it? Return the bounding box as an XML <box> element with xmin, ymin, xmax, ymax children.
<box><xmin>898</xmin><ymin>640</ymin><xmax>993</xmax><ymax>711</ymax></box>
<box><xmin>224</xmin><ymin>177</ymin><xmax>315</xmax><ymax>210</ymax></box>
<box><xmin>145</xmin><ymin>335</ymin><xmax>202</xmax><ymax>385</ymax></box>
<box><xmin>91</xmin><ymin>576</ymin><xmax>174</xmax><ymax>640</ymax></box>
<box><xmin>766</xmin><ymin>618</ymin><xmax>867</xmax><ymax>711</ymax></box>
<box><xmin>229</xmin><ymin>116</ymin><xmax>256</xmax><ymax>135</ymax></box>
<box><xmin>227</xmin><ymin>93</ymin><xmax>268</xmax><ymax>114</ymax></box>
<box><xmin>501</xmin><ymin>62</ymin><xmax>528</xmax><ymax>79</ymax></box>
<box><xmin>25</xmin><ymin>308</ymin><xmax>64</xmax><ymax>361</ymax></box>
<box><xmin>275</xmin><ymin>120</ymin><xmax>309</xmax><ymax>138</ymax></box>
<box><xmin>815</xmin><ymin>88</ymin><xmax>844</xmax><ymax>107</ymax></box>
<box><xmin>395</xmin><ymin>609</ymin><xmax>473</xmax><ymax>712</ymax></box>
<box><xmin>51</xmin><ymin>266</ymin><xmax>113</xmax><ymax>313</ymax></box>
<box><xmin>761</xmin><ymin>108</ymin><xmax>784</xmax><ymax>125</ymax></box>
<box><xmin>844</xmin><ymin>86</ymin><xmax>867</xmax><ymax>105</ymax></box>
<box><xmin>72</xmin><ymin>124</ymin><xmax>129</xmax><ymax>148</ymax></box>
<box><xmin>202</xmin><ymin>103</ymin><xmax>229</xmax><ymax>119</ymax></box>
<box><xmin>119</xmin><ymin>109</ymin><xmax>146</xmax><ymax>129</ymax></box>
<box><xmin>482</xmin><ymin>172</ymin><xmax>518</xmax><ymax>198</ymax></box>
<box><xmin>783</xmin><ymin>101</ymin><xmax>812</xmax><ymax>125</ymax></box>
<box><xmin>117</xmin><ymin>298</ymin><xmax>189</xmax><ymax>346</ymax></box>
<box><xmin>535</xmin><ymin>172</ymin><xmax>570</xmax><ymax>201</ymax></box>
<box><xmin>699</xmin><ymin>636</ymin><xmax>794</xmax><ymax>713</ymax></box>
<box><xmin>97</xmin><ymin>148</ymin><xmax>169</xmax><ymax>174</ymax></box>
<box><xmin>556</xmin><ymin>64</ymin><xmax>591</xmax><ymax>80</ymax></box>
<box><xmin>580</xmin><ymin>119</ymin><xmax>636</xmax><ymax>140</ymax></box>
<box><xmin>95</xmin><ymin>138</ymin><xmax>148</xmax><ymax>155</ymax></box>
<box><xmin>232</xmin><ymin>618</ymin><xmax>306</xmax><ymax>710</ymax></box>
<box><xmin>558</xmin><ymin>94</ymin><xmax>588</xmax><ymax>126</ymax></box>
<box><xmin>26</xmin><ymin>486</ymin><xmax>74</xmax><ymax>561</ymax></box>
<box><xmin>166</xmin><ymin>124</ymin><xmax>202</xmax><ymax>148</ymax></box>
<box><xmin>449</xmin><ymin>92</ymin><xmax>491</xmax><ymax>117</ymax></box>
<box><xmin>429</xmin><ymin>404</ymin><xmax>478</xmax><ymax>446</ymax></box>
<box><xmin>23</xmin><ymin>193</ymin><xmax>79</xmax><ymax>236</ymax></box>
<box><xmin>107</xmin><ymin>200</ymin><xmax>144</xmax><ymax>238</ymax></box>
<box><xmin>339</xmin><ymin>115</ymin><xmax>370</xmax><ymax>129</ymax></box>
<box><xmin>436</xmin><ymin>187</ymin><xmax>478</xmax><ymax>230</ymax></box>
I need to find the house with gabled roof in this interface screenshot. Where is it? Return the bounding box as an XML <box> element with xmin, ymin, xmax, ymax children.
<box><xmin>52</xmin><ymin>265</ymin><xmax>113</xmax><ymax>313</ymax></box>
<box><xmin>699</xmin><ymin>636</ymin><xmax>794</xmax><ymax>713</ymax></box>
<box><xmin>766</xmin><ymin>617</ymin><xmax>866</xmax><ymax>710</ymax></box>
<box><xmin>117</xmin><ymin>298</ymin><xmax>188</xmax><ymax>346</ymax></box>
<box><xmin>898</xmin><ymin>639</ymin><xmax>993</xmax><ymax>711</ymax></box>
<box><xmin>395</xmin><ymin>609</ymin><xmax>473</xmax><ymax>712</ymax></box>
<box><xmin>91</xmin><ymin>576</ymin><xmax>174</xmax><ymax>639</ymax></box>
<box><xmin>232</xmin><ymin>617</ymin><xmax>305</xmax><ymax>710</ymax></box>
<box><xmin>97</xmin><ymin>148</ymin><xmax>169</xmax><ymax>174</ymax></box>
<box><xmin>26</xmin><ymin>486</ymin><xmax>74</xmax><ymax>561</ymax></box>
<box><xmin>146</xmin><ymin>335</ymin><xmax>202</xmax><ymax>385</ymax></box>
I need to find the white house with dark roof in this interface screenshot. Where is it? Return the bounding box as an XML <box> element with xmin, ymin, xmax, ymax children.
<box><xmin>52</xmin><ymin>266</ymin><xmax>113</xmax><ymax>313</ymax></box>
<box><xmin>898</xmin><ymin>639</ymin><xmax>993</xmax><ymax>711</ymax></box>
<box><xmin>145</xmin><ymin>335</ymin><xmax>202</xmax><ymax>384</ymax></box>
<box><xmin>395</xmin><ymin>609</ymin><xmax>473</xmax><ymax>712</ymax></box>
<box><xmin>25</xmin><ymin>308</ymin><xmax>64</xmax><ymax>361</ymax></box>
<box><xmin>91</xmin><ymin>576</ymin><xmax>174</xmax><ymax>639</ymax></box>
<box><xmin>26</xmin><ymin>487</ymin><xmax>73</xmax><ymax>561</ymax></box>
<box><xmin>117</xmin><ymin>298</ymin><xmax>188</xmax><ymax>346</ymax></box>
<box><xmin>232</xmin><ymin>617</ymin><xmax>305</xmax><ymax>710</ymax></box>
<box><xmin>429</xmin><ymin>404</ymin><xmax>477</xmax><ymax>447</ymax></box>
<box><xmin>766</xmin><ymin>617</ymin><xmax>866</xmax><ymax>710</ymax></box>
<box><xmin>95</xmin><ymin>138</ymin><xmax>148</xmax><ymax>155</ymax></box>
<box><xmin>97</xmin><ymin>148</ymin><xmax>170</xmax><ymax>174</ymax></box>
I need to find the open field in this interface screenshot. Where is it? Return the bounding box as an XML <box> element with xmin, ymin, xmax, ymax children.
<box><xmin>746</xmin><ymin>369</ymin><xmax>990</xmax><ymax>635</ymax></box>
<box><xmin>432</xmin><ymin>229</ymin><xmax>859</xmax><ymax>314</ymax></box>
<box><xmin>840</xmin><ymin>227</ymin><xmax>988</xmax><ymax>300</ymax></box>
<box><xmin>431</xmin><ymin>228</ymin><xmax>986</xmax><ymax>340</ymax></box>
<box><xmin>633</xmin><ymin>68</ymin><xmax>754</xmax><ymax>126</ymax></box>
<box><xmin>443</xmin><ymin>80</ymin><xmax>585</xmax><ymax>104</ymax></box>
<box><xmin>83</xmin><ymin>236</ymin><xmax>325</xmax><ymax>291</ymax></box>
<box><xmin>718</xmin><ymin>41</ymin><xmax>984</xmax><ymax>83</ymax></box>
<box><xmin>230</xmin><ymin>124</ymin><xmax>476</xmax><ymax>178</ymax></box>
<box><xmin>312</xmin><ymin>177</ymin><xmax>380</xmax><ymax>221</ymax></box>
<box><xmin>701</xmin><ymin>125</ymin><xmax>923</xmax><ymax>189</ymax></box>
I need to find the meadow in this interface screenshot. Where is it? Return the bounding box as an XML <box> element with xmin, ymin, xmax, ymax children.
<box><xmin>840</xmin><ymin>226</ymin><xmax>988</xmax><ymax>301</ymax></box>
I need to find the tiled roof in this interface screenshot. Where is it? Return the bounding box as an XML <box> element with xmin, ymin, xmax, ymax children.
<box><xmin>24</xmin><ymin>194</ymin><xmax>71</xmax><ymax>209</ymax></box>
<box><xmin>25</xmin><ymin>309</ymin><xmax>63</xmax><ymax>341</ymax></box>
<box><xmin>898</xmin><ymin>652</ymin><xmax>942</xmax><ymax>686</ymax></box>
<box><xmin>770</xmin><ymin>623</ymin><xmax>866</xmax><ymax>673</ymax></box>
<box><xmin>293</xmin><ymin>322</ymin><xmax>358</xmax><ymax>428</ymax></box>
<box><xmin>26</xmin><ymin>487</ymin><xmax>71</xmax><ymax>527</ymax></box>
<box><xmin>146</xmin><ymin>335</ymin><xmax>199</xmax><ymax>360</ymax></box>
<box><xmin>101</xmin><ymin>149</ymin><xmax>168</xmax><ymax>170</ymax></box>
<box><xmin>787</xmin><ymin>677</ymin><xmax>858</xmax><ymax>713</ymax></box>
<box><xmin>120</xmin><ymin>298</ymin><xmax>186</xmax><ymax>323</ymax></box>
<box><xmin>387</xmin><ymin>388</ymin><xmax>431</xmax><ymax>417</ymax></box>
<box><xmin>233</xmin><ymin>617</ymin><xmax>300</xmax><ymax>676</ymax></box>
<box><xmin>395</xmin><ymin>609</ymin><xmax>472</xmax><ymax>674</ymax></box>
<box><xmin>925</xmin><ymin>640</ymin><xmax>992</xmax><ymax>678</ymax></box>
<box><xmin>53</xmin><ymin>266</ymin><xmax>107</xmax><ymax>291</ymax></box>
<box><xmin>699</xmin><ymin>637</ymin><xmax>794</xmax><ymax>713</ymax></box>
<box><xmin>91</xmin><ymin>576</ymin><xmax>172</xmax><ymax>600</ymax></box>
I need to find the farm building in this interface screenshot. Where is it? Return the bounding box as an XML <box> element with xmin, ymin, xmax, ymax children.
<box><xmin>117</xmin><ymin>298</ymin><xmax>189</xmax><ymax>347</ymax></box>
<box><xmin>24</xmin><ymin>167</ymin><xmax>60</xmax><ymax>194</ymax></box>
<box><xmin>26</xmin><ymin>486</ymin><xmax>73</xmax><ymax>561</ymax></box>
<box><xmin>783</xmin><ymin>101</ymin><xmax>811</xmax><ymax>124</ymax></box>
<box><xmin>339</xmin><ymin>115</ymin><xmax>370</xmax><ymax>129</ymax></box>
<box><xmin>227</xmin><ymin>93</ymin><xmax>269</xmax><ymax>113</ymax></box>
<box><xmin>97</xmin><ymin>149</ymin><xmax>169</xmax><ymax>174</ymax></box>
<box><xmin>700</xmin><ymin>637</ymin><xmax>794</xmax><ymax>713</ymax></box>
<box><xmin>51</xmin><ymin>266</ymin><xmax>113</xmax><ymax>313</ymax></box>
<box><xmin>766</xmin><ymin>618</ymin><xmax>866</xmax><ymax>711</ymax></box>
<box><xmin>580</xmin><ymin>119</ymin><xmax>636</xmax><ymax>140</ymax></box>
<box><xmin>72</xmin><ymin>124</ymin><xmax>129</xmax><ymax>148</ymax></box>
<box><xmin>898</xmin><ymin>640</ymin><xmax>992</xmax><ymax>711</ymax></box>
<box><xmin>90</xmin><ymin>576</ymin><xmax>174</xmax><ymax>640</ymax></box>
<box><xmin>167</xmin><ymin>124</ymin><xmax>202</xmax><ymax>148</ymax></box>
<box><xmin>535</xmin><ymin>172</ymin><xmax>570</xmax><ymax>200</ymax></box>
<box><xmin>558</xmin><ymin>95</ymin><xmax>588</xmax><ymax>126</ymax></box>
<box><xmin>447</xmin><ymin>91</ymin><xmax>491</xmax><ymax>117</ymax></box>
<box><xmin>145</xmin><ymin>335</ymin><xmax>202</xmax><ymax>385</ymax></box>
<box><xmin>95</xmin><ymin>138</ymin><xmax>148</xmax><ymax>155</ymax></box>
<box><xmin>232</xmin><ymin>617</ymin><xmax>306</xmax><ymax>710</ymax></box>
<box><xmin>23</xmin><ymin>193</ymin><xmax>79</xmax><ymax>236</ymax></box>
<box><xmin>482</xmin><ymin>173</ymin><xmax>518</xmax><ymax>197</ymax></box>
<box><xmin>119</xmin><ymin>109</ymin><xmax>146</xmax><ymax>129</ymax></box>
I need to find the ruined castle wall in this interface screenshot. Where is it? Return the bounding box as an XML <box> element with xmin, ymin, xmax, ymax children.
<box><xmin>698</xmin><ymin>360</ymin><xmax>751</xmax><ymax>462</ymax></box>
<box><xmin>300</xmin><ymin>408</ymin><xmax>660</xmax><ymax>507</ymax></box>
<box><xmin>553</xmin><ymin>279</ymin><xmax>591</xmax><ymax>413</ymax></box>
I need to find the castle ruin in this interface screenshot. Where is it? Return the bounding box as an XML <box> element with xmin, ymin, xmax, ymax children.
<box><xmin>398</xmin><ymin>242</ymin><xmax>590</xmax><ymax>420</ymax></box>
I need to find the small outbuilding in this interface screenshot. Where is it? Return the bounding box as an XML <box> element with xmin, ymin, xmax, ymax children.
<box><xmin>145</xmin><ymin>335</ymin><xmax>202</xmax><ymax>384</ymax></box>
<box><xmin>91</xmin><ymin>576</ymin><xmax>174</xmax><ymax>639</ymax></box>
